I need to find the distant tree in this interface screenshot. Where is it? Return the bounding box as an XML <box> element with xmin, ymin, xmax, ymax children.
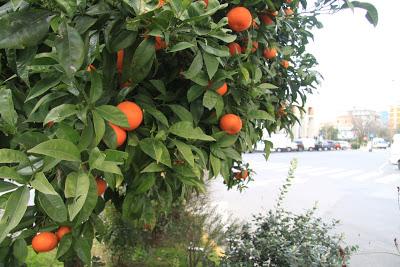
<box><xmin>320</xmin><ymin>125</ymin><xmax>339</xmax><ymax>140</ymax></box>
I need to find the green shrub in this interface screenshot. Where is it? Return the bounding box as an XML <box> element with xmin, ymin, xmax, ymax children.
<box><xmin>221</xmin><ymin>159</ymin><xmax>357</xmax><ymax>266</ymax></box>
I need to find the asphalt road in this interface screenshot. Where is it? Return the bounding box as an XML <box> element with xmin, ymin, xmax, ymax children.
<box><xmin>209</xmin><ymin>148</ymin><xmax>400</xmax><ymax>266</ymax></box>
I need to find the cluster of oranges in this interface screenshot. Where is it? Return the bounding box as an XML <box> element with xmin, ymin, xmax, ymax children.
<box><xmin>226</xmin><ymin>6</ymin><xmax>292</xmax><ymax>69</ymax></box>
<box><xmin>32</xmin><ymin>226</ymin><xmax>71</xmax><ymax>253</ymax></box>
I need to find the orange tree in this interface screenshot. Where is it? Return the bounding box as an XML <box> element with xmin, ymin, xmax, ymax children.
<box><xmin>0</xmin><ymin>0</ymin><xmax>376</xmax><ymax>265</ymax></box>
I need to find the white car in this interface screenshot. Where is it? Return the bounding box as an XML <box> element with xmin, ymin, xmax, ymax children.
<box><xmin>390</xmin><ymin>134</ymin><xmax>400</xmax><ymax>170</ymax></box>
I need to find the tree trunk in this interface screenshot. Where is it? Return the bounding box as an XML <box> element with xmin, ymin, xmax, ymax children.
<box><xmin>64</xmin><ymin>257</ymin><xmax>84</xmax><ymax>267</ymax></box>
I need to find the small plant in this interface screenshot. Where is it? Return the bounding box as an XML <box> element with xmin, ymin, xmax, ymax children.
<box><xmin>221</xmin><ymin>159</ymin><xmax>358</xmax><ymax>266</ymax></box>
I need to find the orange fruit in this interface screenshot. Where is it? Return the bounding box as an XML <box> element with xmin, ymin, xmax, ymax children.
<box><xmin>116</xmin><ymin>49</ymin><xmax>124</xmax><ymax>73</ymax></box>
<box><xmin>227</xmin><ymin>7</ymin><xmax>252</xmax><ymax>32</ymax></box>
<box><xmin>96</xmin><ymin>177</ymin><xmax>107</xmax><ymax>196</ymax></box>
<box><xmin>260</xmin><ymin>14</ymin><xmax>273</xmax><ymax>25</ymax></box>
<box><xmin>116</xmin><ymin>101</ymin><xmax>143</xmax><ymax>131</ymax></box>
<box><xmin>32</xmin><ymin>232</ymin><xmax>58</xmax><ymax>253</ymax></box>
<box><xmin>284</xmin><ymin>8</ymin><xmax>294</xmax><ymax>16</ymax></box>
<box><xmin>219</xmin><ymin>114</ymin><xmax>242</xmax><ymax>135</ymax></box>
<box><xmin>56</xmin><ymin>226</ymin><xmax>71</xmax><ymax>241</ymax></box>
<box><xmin>155</xmin><ymin>36</ymin><xmax>167</xmax><ymax>51</ymax></box>
<box><xmin>234</xmin><ymin>170</ymin><xmax>249</xmax><ymax>180</ymax></box>
<box><xmin>46</xmin><ymin>121</ymin><xmax>54</xmax><ymax>128</ymax></box>
<box><xmin>241</xmin><ymin>41</ymin><xmax>258</xmax><ymax>53</ymax></box>
<box><xmin>263</xmin><ymin>48</ymin><xmax>277</xmax><ymax>59</ymax></box>
<box><xmin>86</xmin><ymin>64</ymin><xmax>96</xmax><ymax>72</ymax></box>
<box><xmin>158</xmin><ymin>0</ymin><xmax>165</xmax><ymax>7</ymax></box>
<box><xmin>216</xmin><ymin>82</ymin><xmax>228</xmax><ymax>96</ymax></box>
<box><xmin>228</xmin><ymin>42</ymin><xmax>241</xmax><ymax>56</ymax></box>
<box><xmin>286</xmin><ymin>0</ymin><xmax>293</xmax><ymax>3</ymax></box>
<box><xmin>203</xmin><ymin>0</ymin><xmax>208</xmax><ymax>8</ymax></box>
<box><xmin>109</xmin><ymin>123</ymin><xmax>127</xmax><ymax>147</ymax></box>
<box><xmin>281</xmin><ymin>60</ymin><xmax>289</xmax><ymax>69</ymax></box>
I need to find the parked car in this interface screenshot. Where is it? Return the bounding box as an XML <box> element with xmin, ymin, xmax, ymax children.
<box><xmin>286</xmin><ymin>142</ymin><xmax>299</xmax><ymax>152</ymax></box>
<box><xmin>326</xmin><ymin>140</ymin><xmax>336</xmax><ymax>150</ymax></box>
<box><xmin>337</xmin><ymin>141</ymin><xmax>351</xmax><ymax>150</ymax></box>
<box><xmin>390</xmin><ymin>134</ymin><xmax>400</xmax><ymax>170</ymax></box>
<box><xmin>372</xmin><ymin>138</ymin><xmax>389</xmax><ymax>149</ymax></box>
<box><xmin>296</xmin><ymin>138</ymin><xmax>316</xmax><ymax>151</ymax></box>
<box><xmin>314</xmin><ymin>141</ymin><xmax>331</xmax><ymax>151</ymax></box>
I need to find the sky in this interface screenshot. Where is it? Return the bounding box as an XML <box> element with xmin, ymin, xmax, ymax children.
<box><xmin>306</xmin><ymin>0</ymin><xmax>400</xmax><ymax>122</ymax></box>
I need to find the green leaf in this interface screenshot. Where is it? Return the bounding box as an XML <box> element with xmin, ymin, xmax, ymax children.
<box><xmin>44</xmin><ymin>104</ymin><xmax>78</xmax><ymax>125</ymax></box>
<box><xmin>11</xmin><ymin>0</ymin><xmax>24</xmax><ymax>10</ymax></box>
<box><xmin>169</xmin><ymin>121</ymin><xmax>215</xmax><ymax>141</ymax></box>
<box><xmin>56</xmin><ymin>123</ymin><xmax>80</xmax><ymax>144</ymax></box>
<box><xmin>73</xmin><ymin>238</ymin><xmax>91</xmax><ymax>264</ymax></box>
<box><xmin>203</xmin><ymin>90</ymin><xmax>218</xmax><ymax>110</ymax></box>
<box><xmin>134</xmin><ymin>173</ymin><xmax>156</xmax><ymax>194</ymax></box>
<box><xmin>25</xmin><ymin>75</ymin><xmax>61</xmax><ymax>102</ymax></box>
<box><xmin>0</xmin><ymin>186</ymin><xmax>29</xmax><ymax>243</ymax></box>
<box><xmin>187</xmin><ymin>84</ymin><xmax>204</xmax><ymax>102</ymax></box>
<box><xmin>248</xmin><ymin>110</ymin><xmax>276</xmax><ymax>121</ymax></box>
<box><xmin>139</xmin><ymin>138</ymin><xmax>171</xmax><ymax>167</ymax></box>
<box><xmin>0</xmin><ymin>87</ymin><xmax>17</xmax><ymax>131</ymax></box>
<box><xmin>215</xmin><ymin>134</ymin><xmax>238</xmax><ymax>147</ymax></box>
<box><xmin>28</xmin><ymin>139</ymin><xmax>81</xmax><ymax>162</ymax></box>
<box><xmin>149</xmin><ymin>80</ymin><xmax>166</xmax><ymax>95</ymax></box>
<box><xmin>30</xmin><ymin>172</ymin><xmax>58</xmax><ymax>195</ymax></box>
<box><xmin>55</xmin><ymin>24</ymin><xmax>85</xmax><ymax>76</ymax></box>
<box><xmin>203</xmin><ymin>52</ymin><xmax>219</xmax><ymax>80</ymax></box>
<box><xmin>210</xmin><ymin>154</ymin><xmax>221</xmax><ymax>177</ymax></box>
<box><xmin>258</xmin><ymin>83</ymin><xmax>278</xmax><ymax>90</ymax></box>
<box><xmin>130</xmin><ymin>39</ymin><xmax>155</xmax><ymax>84</ymax></box>
<box><xmin>141</xmin><ymin>162</ymin><xmax>166</xmax><ymax>173</ymax></box>
<box><xmin>89</xmin><ymin>71</ymin><xmax>103</xmax><ymax>104</ymax></box>
<box><xmin>168</xmin><ymin>42</ymin><xmax>195</xmax><ymax>52</ymax></box>
<box><xmin>0</xmin><ymin>180</ymin><xmax>18</xmax><ymax>193</ymax></box>
<box><xmin>77</xmin><ymin>119</ymin><xmax>94</xmax><ymax>151</ymax></box>
<box><xmin>13</xmin><ymin>238</ymin><xmax>27</xmax><ymax>263</ymax></box>
<box><xmin>200</xmin><ymin>43</ymin><xmax>230</xmax><ymax>57</ymax></box>
<box><xmin>92</xmin><ymin>111</ymin><xmax>105</xmax><ymax>147</ymax></box>
<box><xmin>94</xmin><ymin>105</ymin><xmax>130</xmax><ymax>128</ymax></box>
<box><xmin>74</xmin><ymin>176</ymin><xmax>97</xmax><ymax>225</ymax></box>
<box><xmin>345</xmin><ymin>1</ymin><xmax>378</xmax><ymax>26</ymax></box>
<box><xmin>0</xmin><ymin>9</ymin><xmax>51</xmax><ymax>49</ymax></box>
<box><xmin>144</xmin><ymin>106</ymin><xmax>169</xmax><ymax>126</ymax></box>
<box><xmin>173</xmin><ymin>140</ymin><xmax>195</xmax><ymax>167</ymax></box>
<box><xmin>65</xmin><ymin>172</ymin><xmax>90</xmax><ymax>220</ymax></box>
<box><xmin>38</xmin><ymin>191</ymin><xmax>68</xmax><ymax>222</ymax></box>
<box><xmin>168</xmin><ymin>105</ymin><xmax>193</xmax><ymax>122</ymax></box>
<box><xmin>183</xmin><ymin>52</ymin><xmax>203</xmax><ymax>79</ymax></box>
<box><xmin>0</xmin><ymin>149</ymin><xmax>29</xmax><ymax>164</ymax></box>
<box><xmin>56</xmin><ymin>234</ymin><xmax>72</xmax><ymax>259</ymax></box>
<box><xmin>0</xmin><ymin>167</ymin><xmax>27</xmax><ymax>184</ymax></box>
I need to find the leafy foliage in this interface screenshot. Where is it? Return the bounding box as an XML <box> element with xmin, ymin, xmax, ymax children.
<box><xmin>221</xmin><ymin>159</ymin><xmax>358</xmax><ymax>266</ymax></box>
<box><xmin>0</xmin><ymin>0</ymin><xmax>376</xmax><ymax>265</ymax></box>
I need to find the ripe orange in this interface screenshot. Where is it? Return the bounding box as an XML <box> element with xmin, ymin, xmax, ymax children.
<box><xmin>109</xmin><ymin>123</ymin><xmax>127</xmax><ymax>147</ymax></box>
<box><xmin>284</xmin><ymin>8</ymin><xmax>294</xmax><ymax>16</ymax></box>
<box><xmin>219</xmin><ymin>114</ymin><xmax>242</xmax><ymax>135</ymax></box>
<box><xmin>96</xmin><ymin>177</ymin><xmax>107</xmax><ymax>196</ymax></box>
<box><xmin>286</xmin><ymin>0</ymin><xmax>293</xmax><ymax>3</ymax></box>
<box><xmin>263</xmin><ymin>48</ymin><xmax>277</xmax><ymax>59</ymax></box>
<box><xmin>155</xmin><ymin>36</ymin><xmax>167</xmax><ymax>50</ymax></box>
<box><xmin>281</xmin><ymin>60</ymin><xmax>289</xmax><ymax>69</ymax></box>
<box><xmin>241</xmin><ymin>41</ymin><xmax>258</xmax><ymax>53</ymax></box>
<box><xmin>216</xmin><ymin>82</ymin><xmax>228</xmax><ymax>96</ymax></box>
<box><xmin>203</xmin><ymin>0</ymin><xmax>208</xmax><ymax>8</ymax></box>
<box><xmin>234</xmin><ymin>170</ymin><xmax>249</xmax><ymax>180</ymax></box>
<box><xmin>32</xmin><ymin>232</ymin><xmax>58</xmax><ymax>253</ymax></box>
<box><xmin>56</xmin><ymin>226</ymin><xmax>71</xmax><ymax>241</ymax></box>
<box><xmin>116</xmin><ymin>49</ymin><xmax>124</xmax><ymax>73</ymax></box>
<box><xmin>260</xmin><ymin>14</ymin><xmax>273</xmax><ymax>25</ymax></box>
<box><xmin>158</xmin><ymin>0</ymin><xmax>165</xmax><ymax>7</ymax></box>
<box><xmin>117</xmin><ymin>101</ymin><xmax>143</xmax><ymax>131</ymax></box>
<box><xmin>227</xmin><ymin>7</ymin><xmax>252</xmax><ymax>32</ymax></box>
<box><xmin>228</xmin><ymin>42</ymin><xmax>241</xmax><ymax>56</ymax></box>
<box><xmin>86</xmin><ymin>64</ymin><xmax>96</xmax><ymax>72</ymax></box>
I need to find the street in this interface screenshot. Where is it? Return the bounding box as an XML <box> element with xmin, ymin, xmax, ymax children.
<box><xmin>209</xmin><ymin>149</ymin><xmax>400</xmax><ymax>266</ymax></box>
